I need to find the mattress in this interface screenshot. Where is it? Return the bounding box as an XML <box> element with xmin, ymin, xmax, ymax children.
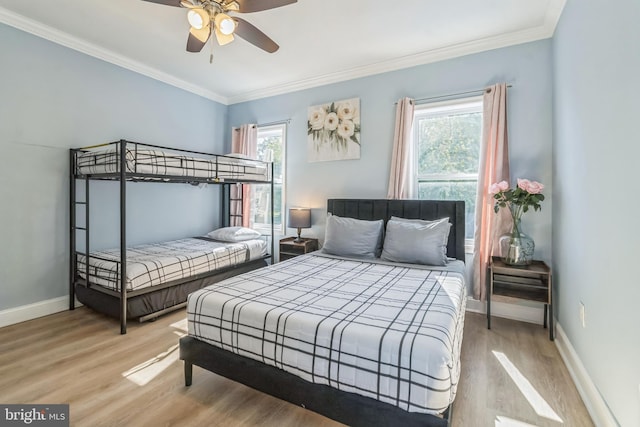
<box><xmin>76</xmin><ymin>148</ymin><xmax>270</xmax><ymax>182</ymax></box>
<box><xmin>77</xmin><ymin>237</ymin><xmax>267</xmax><ymax>292</ymax></box>
<box><xmin>187</xmin><ymin>252</ymin><xmax>466</xmax><ymax>415</ymax></box>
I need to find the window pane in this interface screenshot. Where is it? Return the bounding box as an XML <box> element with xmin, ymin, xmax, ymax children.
<box><xmin>413</xmin><ymin>98</ymin><xmax>481</xmax><ymax>243</ymax></box>
<box><xmin>251</xmin><ymin>183</ymin><xmax>281</xmax><ymax>227</ymax></box>
<box><xmin>252</xmin><ymin>124</ymin><xmax>285</xmax><ymax>231</ymax></box>
<box><xmin>417</xmin><ymin>112</ymin><xmax>481</xmax><ymax>175</ymax></box>
<box><xmin>418</xmin><ymin>181</ymin><xmax>476</xmax><ymax>239</ymax></box>
<box><xmin>256</xmin><ymin>134</ymin><xmax>283</xmax><ymax>179</ymax></box>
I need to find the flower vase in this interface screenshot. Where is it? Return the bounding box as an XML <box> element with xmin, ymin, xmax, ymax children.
<box><xmin>499</xmin><ymin>217</ymin><xmax>534</xmax><ymax>266</ymax></box>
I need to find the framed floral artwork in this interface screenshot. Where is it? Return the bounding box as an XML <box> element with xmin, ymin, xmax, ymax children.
<box><xmin>307</xmin><ymin>97</ymin><xmax>360</xmax><ymax>162</ymax></box>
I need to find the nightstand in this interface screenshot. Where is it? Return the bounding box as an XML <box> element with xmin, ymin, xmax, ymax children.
<box><xmin>279</xmin><ymin>237</ymin><xmax>319</xmax><ymax>261</ymax></box>
<box><xmin>487</xmin><ymin>256</ymin><xmax>554</xmax><ymax>340</ymax></box>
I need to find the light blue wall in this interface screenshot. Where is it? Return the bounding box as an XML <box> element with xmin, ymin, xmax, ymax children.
<box><xmin>228</xmin><ymin>40</ymin><xmax>554</xmax><ymax>295</ymax></box>
<box><xmin>0</xmin><ymin>23</ymin><xmax>227</xmax><ymax>310</ymax></box>
<box><xmin>552</xmin><ymin>1</ymin><xmax>640</xmax><ymax>425</ymax></box>
<box><xmin>5</xmin><ymin>5</ymin><xmax>636</xmax><ymax>422</ymax></box>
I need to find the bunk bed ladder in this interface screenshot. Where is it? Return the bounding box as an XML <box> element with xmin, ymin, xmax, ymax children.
<box><xmin>69</xmin><ymin>151</ymin><xmax>91</xmax><ymax>311</ymax></box>
<box><xmin>229</xmin><ymin>183</ymin><xmax>243</xmax><ymax>227</ymax></box>
<box><xmin>69</xmin><ymin>143</ymin><xmax>128</xmax><ymax>334</ymax></box>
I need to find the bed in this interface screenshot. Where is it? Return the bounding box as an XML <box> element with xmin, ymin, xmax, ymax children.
<box><xmin>180</xmin><ymin>199</ymin><xmax>466</xmax><ymax>427</ymax></box>
<box><xmin>70</xmin><ymin>140</ymin><xmax>276</xmax><ymax>334</ymax></box>
<box><xmin>75</xmin><ymin>143</ymin><xmax>270</xmax><ymax>183</ymax></box>
<box><xmin>75</xmin><ymin>236</ymin><xmax>269</xmax><ymax>321</ymax></box>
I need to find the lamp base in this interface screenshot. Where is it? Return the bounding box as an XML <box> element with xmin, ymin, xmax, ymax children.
<box><xmin>294</xmin><ymin>228</ymin><xmax>303</xmax><ymax>243</ymax></box>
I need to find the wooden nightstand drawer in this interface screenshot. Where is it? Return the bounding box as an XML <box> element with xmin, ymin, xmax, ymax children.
<box><xmin>279</xmin><ymin>237</ymin><xmax>318</xmax><ymax>261</ymax></box>
<box><xmin>487</xmin><ymin>256</ymin><xmax>554</xmax><ymax>340</ymax></box>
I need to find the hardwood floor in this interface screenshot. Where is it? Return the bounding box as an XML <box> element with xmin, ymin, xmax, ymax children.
<box><xmin>0</xmin><ymin>308</ymin><xmax>593</xmax><ymax>426</ymax></box>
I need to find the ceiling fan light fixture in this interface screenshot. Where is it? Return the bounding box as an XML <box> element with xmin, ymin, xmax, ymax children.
<box><xmin>187</xmin><ymin>8</ymin><xmax>209</xmax><ymax>30</ymax></box>
<box><xmin>215</xmin><ymin>13</ymin><xmax>236</xmax><ymax>35</ymax></box>
<box><xmin>215</xmin><ymin>29</ymin><xmax>234</xmax><ymax>46</ymax></box>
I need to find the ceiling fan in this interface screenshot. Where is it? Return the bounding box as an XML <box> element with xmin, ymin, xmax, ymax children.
<box><xmin>141</xmin><ymin>0</ymin><xmax>297</xmax><ymax>55</ymax></box>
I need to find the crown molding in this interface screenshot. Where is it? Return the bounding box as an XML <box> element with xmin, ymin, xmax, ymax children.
<box><xmin>1</xmin><ymin>1</ymin><xmax>565</xmax><ymax>106</ymax></box>
<box><xmin>228</xmin><ymin>22</ymin><xmax>559</xmax><ymax>104</ymax></box>
<box><xmin>0</xmin><ymin>6</ymin><xmax>228</xmax><ymax>105</ymax></box>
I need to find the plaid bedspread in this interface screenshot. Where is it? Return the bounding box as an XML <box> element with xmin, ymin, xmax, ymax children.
<box><xmin>187</xmin><ymin>253</ymin><xmax>466</xmax><ymax>414</ymax></box>
<box><xmin>76</xmin><ymin>148</ymin><xmax>270</xmax><ymax>182</ymax></box>
<box><xmin>77</xmin><ymin>238</ymin><xmax>266</xmax><ymax>291</ymax></box>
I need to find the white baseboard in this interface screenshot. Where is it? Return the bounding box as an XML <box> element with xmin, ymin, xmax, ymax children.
<box><xmin>0</xmin><ymin>296</ymin><xmax>74</xmax><ymax>328</ymax></box>
<box><xmin>465</xmin><ymin>297</ymin><xmax>617</xmax><ymax>426</ymax></box>
<box><xmin>555</xmin><ymin>324</ymin><xmax>618</xmax><ymax>427</ymax></box>
<box><xmin>466</xmin><ymin>296</ymin><xmax>545</xmax><ymax>325</ymax></box>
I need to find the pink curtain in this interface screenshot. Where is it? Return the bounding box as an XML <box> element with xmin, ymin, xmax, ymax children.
<box><xmin>472</xmin><ymin>83</ymin><xmax>511</xmax><ymax>300</ymax></box>
<box><xmin>231</xmin><ymin>124</ymin><xmax>257</xmax><ymax>227</ymax></box>
<box><xmin>387</xmin><ymin>97</ymin><xmax>415</xmax><ymax>199</ymax></box>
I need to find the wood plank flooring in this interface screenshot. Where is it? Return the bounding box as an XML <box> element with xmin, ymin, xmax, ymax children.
<box><xmin>0</xmin><ymin>309</ymin><xmax>593</xmax><ymax>426</ymax></box>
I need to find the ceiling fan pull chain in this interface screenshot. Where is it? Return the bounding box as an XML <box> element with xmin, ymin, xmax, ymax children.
<box><xmin>209</xmin><ymin>37</ymin><xmax>214</xmax><ymax>63</ymax></box>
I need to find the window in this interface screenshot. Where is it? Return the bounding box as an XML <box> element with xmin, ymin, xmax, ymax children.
<box><xmin>413</xmin><ymin>97</ymin><xmax>482</xmax><ymax>242</ymax></box>
<box><xmin>250</xmin><ymin>123</ymin><xmax>286</xmax><ymax>233</ymax></box>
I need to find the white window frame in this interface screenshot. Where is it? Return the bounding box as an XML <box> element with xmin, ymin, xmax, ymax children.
<box><xmin>412</xmin><ymin>96</ymin><xmax>483</xmax><ymax>251</ymax></box>
<box><xmin>251</xmin><ymin>123</ymin><xmax>286</xmax><ymax>234</ymax></box>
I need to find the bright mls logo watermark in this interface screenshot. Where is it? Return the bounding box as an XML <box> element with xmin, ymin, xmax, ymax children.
<box><xmin>1</xmin><ymin>405</ymin><xmax>68</xmax><ymax>426</ymax></box>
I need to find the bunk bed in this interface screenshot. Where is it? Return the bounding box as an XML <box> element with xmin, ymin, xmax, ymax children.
<box><xmin>69</xmin><ymin>139</ymin><xmax>274</xmax><ymax>334</ymax></box>
<box><xmin>180</xmin><ymin>199</ymin><xmax>466</xmax><ymax>427</ymax></box>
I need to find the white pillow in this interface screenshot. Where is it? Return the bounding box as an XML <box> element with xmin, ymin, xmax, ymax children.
<box><xmin>207</xmin><ymin>226</ymin><xmax>261</xmax><ymax>242</ymax></box>
<box><xmin>322</xmin><ymin>215</ymin><xmax>384</xmax><ymax>259</ymax></box>
<box><xmin>381</xmin><ymin>217</ymin><xmax>451</xmax><ymax>266</ymax></box>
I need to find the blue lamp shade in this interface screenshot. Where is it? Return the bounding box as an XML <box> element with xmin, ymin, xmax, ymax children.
<box><xmin>288</xmin><ymin>208</ymin><xmax>311</xmax><ymax>242</ymax></box>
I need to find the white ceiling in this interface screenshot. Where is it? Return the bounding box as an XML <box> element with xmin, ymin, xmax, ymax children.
<box><xmin>0</xmin><ymin>0</ymin><xmax>566</xmax><ymax>105</ymax></box>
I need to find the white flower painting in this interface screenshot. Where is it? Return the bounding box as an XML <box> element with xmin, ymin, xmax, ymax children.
<box><xmin>307</xmin><ymin>98</ymin><xmax>360</xmax><ymax>162</ymax></box>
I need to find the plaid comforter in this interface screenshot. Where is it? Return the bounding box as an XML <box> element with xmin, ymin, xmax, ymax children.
<box><xmin>76</xmin><ymin>148</ymin><xmax>270</xmax><ymax>182</ymax></box>
<box><xmin>187</xmin><ymin>253</ymin><xmax>466</xmax><ymax>415</ymax></box>
<box><xmin>77</xmin><ymin>238</ymin><xmax>266</xmax><ymax>291</ymax></box>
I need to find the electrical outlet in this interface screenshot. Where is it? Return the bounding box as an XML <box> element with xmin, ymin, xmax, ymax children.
<box><xmin>579</xmin><ymin>302</ymin><xmax>586</xmax><ymax>328</ymax></box>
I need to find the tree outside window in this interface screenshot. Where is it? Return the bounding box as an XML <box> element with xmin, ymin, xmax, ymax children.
<box><xmin>414</xmin><ymin>97</ymin><xmax>482</xmax><ymax>241</ymax></box>
<box><xmin>251</xmin><ymin>124</ymin><xmax>286</xmax><ymax>233</ymax></box>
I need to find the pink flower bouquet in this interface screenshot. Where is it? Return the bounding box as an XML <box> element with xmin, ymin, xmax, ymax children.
<box><xmin>490</xmin><ymin>178</ymin><xmax>545</xmax><ymax>221</ymax></box>
<box><xmin>490</xmin><ymin>179</ymin><xmax>545</xmax><ymax>265</ymax></box>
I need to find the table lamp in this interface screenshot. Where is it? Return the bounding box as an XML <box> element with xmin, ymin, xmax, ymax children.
<box><xmin>288</xmin><ymin>208</ymin><xmax>311</xmax><ymax>242</ymax></box>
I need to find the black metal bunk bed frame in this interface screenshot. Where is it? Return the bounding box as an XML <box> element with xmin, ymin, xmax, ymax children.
<box><xmin>69</xmin><ymin>139</ymin><xmax>275</xmax><ymax>334</ymax></box>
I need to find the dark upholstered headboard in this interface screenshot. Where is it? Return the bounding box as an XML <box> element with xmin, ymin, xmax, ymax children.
<box><xmin>327</xmin><ymin>199</ymin><xmax>466</xmax><ymax>262</ymax></box>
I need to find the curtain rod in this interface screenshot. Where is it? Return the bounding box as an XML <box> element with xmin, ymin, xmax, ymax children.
<box><xmin>395</xmin><ymin>84</ymin><xmax>513</xmax><ymax>105</ymax></box>
<box><xmin>234</xmin><ymin>119</ymin><xmax>291</xmax><ymax>130</ymax></box>
<box><xmin>259</xmin><ymin>119</ymin><xmax>291</xmax><ymax>127</ymax></box>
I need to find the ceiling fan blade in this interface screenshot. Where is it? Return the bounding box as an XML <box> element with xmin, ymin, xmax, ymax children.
<box><xmin>140</xmin><ymin>0</ymin><xmax>183</xmax><ymax>7</ymax></box>
<box><xmin>233</xmin><ymin>17</ymin><xmax>279</xmax><ymax>53</ymax></box>
<box><xmin>233</xmin><ymin>0</ymin><xmax>296</xmax><ymax>13</ymax></box>
<box><xmin>187</xmin><ymin>26</ymin><xmax>211</xmax><ymax>52</ymax></box>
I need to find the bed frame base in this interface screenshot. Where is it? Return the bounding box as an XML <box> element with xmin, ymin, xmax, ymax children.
<box><xmin>180</xmin><ymin>336</ymin><xmax>451</xmax><ymax>427</ymax></box>
<box><xmin>138</xmin><ymin>302</ymin><xmax>186</xmax><ymax>323</ymax></box>
<box><xmin>74</xmin><ymin>258</ymin><xmax>268</xmax><ymax>325</ymax></box>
